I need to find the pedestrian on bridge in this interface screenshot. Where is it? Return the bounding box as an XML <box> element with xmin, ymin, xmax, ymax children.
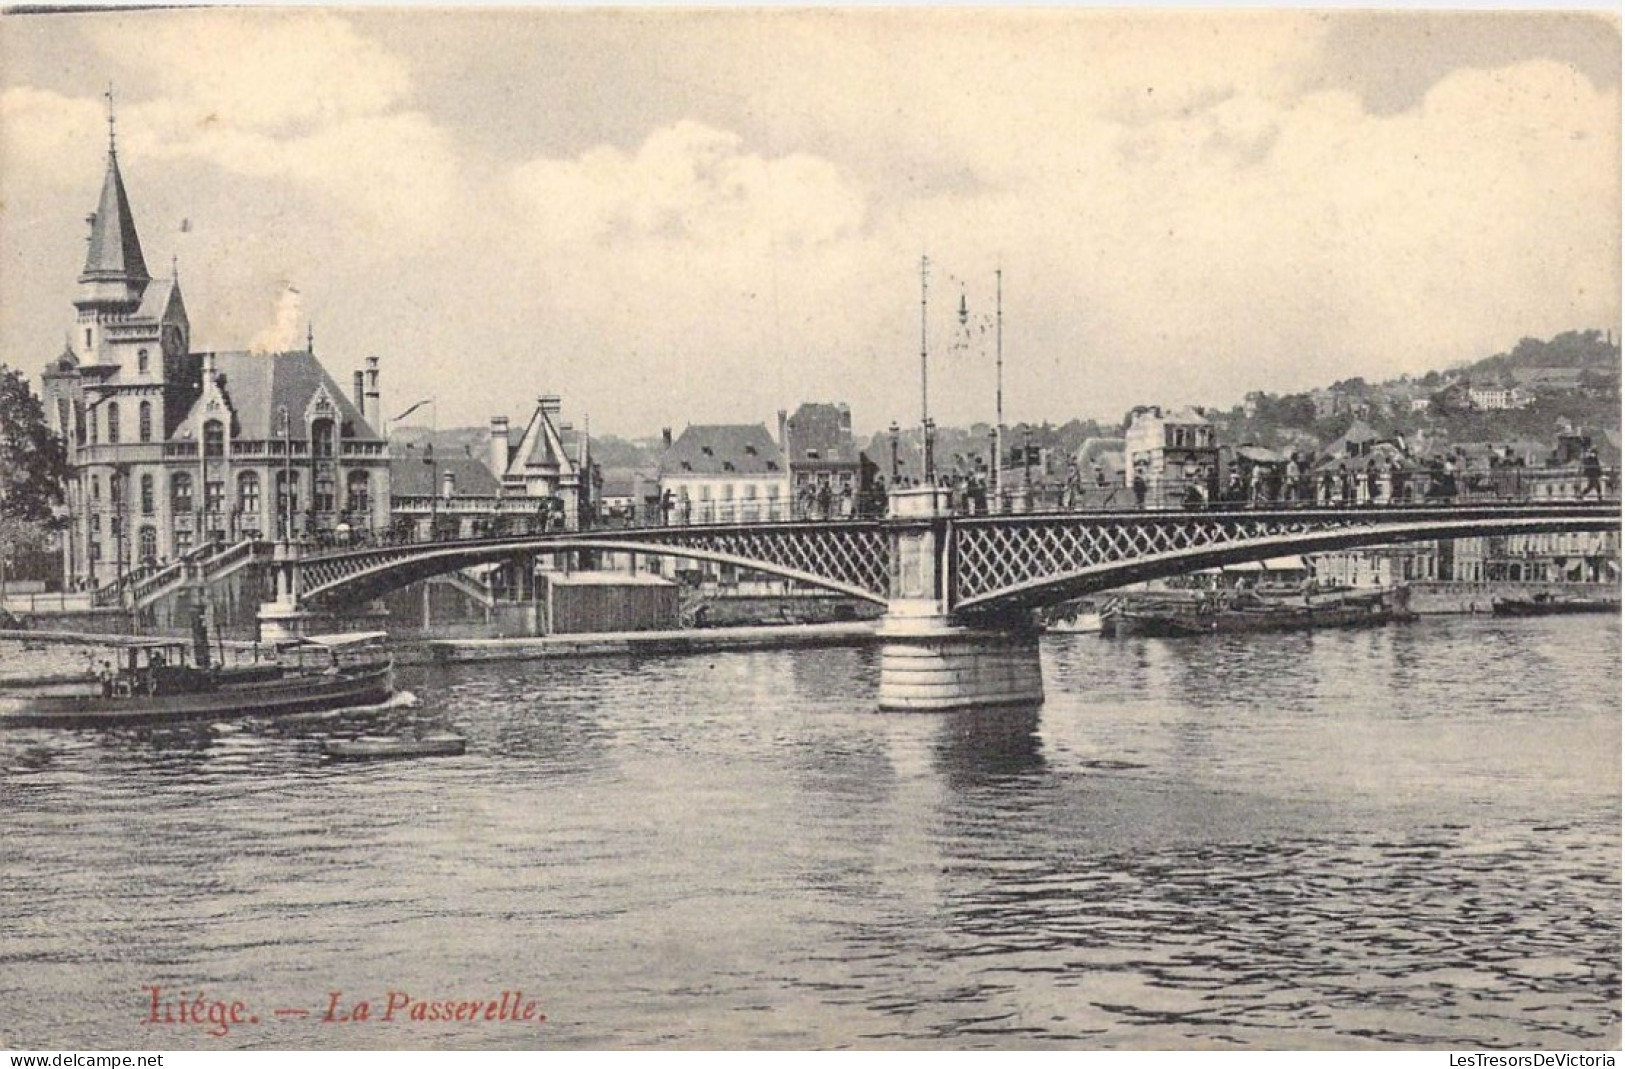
<box><xmin>1580</xmin><ymin>446</ymin><xmax>1604</xmax><ymax>500</ymax></box>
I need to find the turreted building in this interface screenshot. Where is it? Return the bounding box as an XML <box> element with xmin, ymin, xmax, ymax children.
<box><xmin>42</xmin><ymin>122</ymin><xmax>390</xmax><ymax>588</ymax></box>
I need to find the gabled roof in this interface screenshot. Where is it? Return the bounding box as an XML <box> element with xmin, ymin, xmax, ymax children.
<box><xmin>173</xmin><ymin>350</ymin><xmax>380</xmax><ymax>441</ymax></box>
<box><xmin>1326</xmin><ymin>418</ymin><xmax>1380</xmax><ymax>450</ymax></box>
<box><xmin>133</xmin><ymin>277</ymin><xmax>186</xmax><ymax>325</ymax></box>
<box><xmin>660</xmin><ymin>424</ymin><xmax>784</xmax><ymax>477</ymax></box>
<box><xmin>81</xmin><ymin>150</ymin><xmax>149</xmax><ymax>286</ymax></box>
<box><xmin>390</xmin><ymin>450</ymin><xmax>502</xmax><ymax>497</ymax></box>
<box><xmin>504</xmin><ymin>403</ymin><xmax>582</xmax><ymax>477</ymax></box>
<box><xmin>784</xmin><ymin>402</ymin><xmax>860</xmax><ymax>466</ymax></box>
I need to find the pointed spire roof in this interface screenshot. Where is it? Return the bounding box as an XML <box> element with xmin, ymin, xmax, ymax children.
<box><xmin>80</xmin><ymin>147</ymin><xmax>149</xmax><ymax>287</ymax></box>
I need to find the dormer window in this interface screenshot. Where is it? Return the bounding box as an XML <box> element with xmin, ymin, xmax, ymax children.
<box><xmin>806</xmin><ymin>449</ymin><xmax>819</xmax><ymax>459</ymax></box>
<box><xmin>680</xmin><ymin>460</ymin><xmax>693</xmax><ymax>472</ymax></box>
<box><xmin>744</xmin><ymin>444</ymin><xmax>757</xmax><ymax>456</ymax></box>
<box><xmin>700</xmin><ymin>445</ymin><xmax>714</xmax><ymax>457</ymax></box>
<box><xmin>723</xmin><ymin>461</ymin><xmax>735</xmax><ymax>472</ymax></box>
<box><xmin>766</xmin><ymin>461</ymin><xmax>779</xmax><ymax>471</ymax></box>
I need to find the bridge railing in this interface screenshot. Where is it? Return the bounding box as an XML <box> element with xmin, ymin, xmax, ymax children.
<box><xmin>964</xmin><ymin>466</ymin><xmax>1620</xmax><ymax>517</ymax></box>
<box><xmin>289</xmin><ymin>466</ymin><xmax>1618</xmax><ymax>564</ymax></box>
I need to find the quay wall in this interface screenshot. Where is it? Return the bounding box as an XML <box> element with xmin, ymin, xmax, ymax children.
<box><xmin>1405</xmin><ymin>580</ymin><xmax>1620</xmax><ymax>614</ymax></box>
<box><xmin>414</xmin><ymin>621</ymin><xmax>877</xmax><ymax>665</ymax></box>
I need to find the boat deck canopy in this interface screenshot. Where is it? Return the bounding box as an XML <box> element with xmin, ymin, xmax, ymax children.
<box><xmin>288</xmin><ymin>632</ymin><xmax>390</xmax><ymax>648</ymax></box>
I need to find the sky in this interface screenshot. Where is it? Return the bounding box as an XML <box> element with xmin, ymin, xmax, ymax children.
<box><xmin>0</xmin><ymin>8</ymin><xmax>1618</xmax><ymax>438</ymax></box>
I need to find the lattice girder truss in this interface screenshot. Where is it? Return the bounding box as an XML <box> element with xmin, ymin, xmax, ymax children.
<box><xmin>295</xmin><ymin>523</ymin><xmax>894</xmax><ymax>607</ymax></box>
<box><xmin>948</xmin><ymin>507</ymin><xmax>1620</xmax><ymax>617</ymax></box>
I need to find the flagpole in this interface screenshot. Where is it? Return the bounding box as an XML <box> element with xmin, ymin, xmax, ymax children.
<box><xmin>995</xmin><ymin>267</ymin><xmax>1003</xmax><ymax>512</ymax></box>
<box><xmin>920</xmin><ymin>254</ymin><xmax>932</xmax><ymax>484</ymax></box>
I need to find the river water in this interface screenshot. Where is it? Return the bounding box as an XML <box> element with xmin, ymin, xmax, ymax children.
<box><xmin>0</xmin><ymin>615</ymin><xmax>1617</xmax><ymax>1050</ymax></box>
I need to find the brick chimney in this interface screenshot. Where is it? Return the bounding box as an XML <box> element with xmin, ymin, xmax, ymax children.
<box><xmin>442</xmin><ymin>470</ymin><xmax>455</xmax><ymax>500</ymax></box>
<box><xmin>489</xmin><ymin>415</ymin><xmax>510</xmax><ymax>476</ymax></box>
<box><xmin>364</xmin><ymin>356</ymin><xmax>381</xmax><ymax>431</ymax></box>
<box><xmin>539</xmin><ymin>395</ymin><xmax>562</xmax><ymax>422</ymax></box>
<box><xmin>662</xmin><ymin>427</ymin><xmax>672</xmax><ymax>449</ymax></box>
<box><xmin>353</xmin><ymin>370</ymin><xmax>365</xmax><ymax>411</ymax></box>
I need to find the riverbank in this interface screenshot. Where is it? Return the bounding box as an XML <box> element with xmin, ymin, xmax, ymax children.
<box><xmin>1405</xmin><ymin>580</ymin><xmax>1619</xmax><ymax>614</ymax></box>
<box><xmin>404</xmin><ymin>620</ymin><xmax>879</xmax><ymax>665</ymax></box>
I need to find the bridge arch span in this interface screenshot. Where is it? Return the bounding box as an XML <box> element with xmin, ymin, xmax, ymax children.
<box><xmin>950</xmin><ymin>508</ymin><xmax>1621</xmax><ymax>619</ymax></box>
<box><xmin>297</xmin><ymin>527</ymin><xmax>892</xmax><ymax>608</ymax></box>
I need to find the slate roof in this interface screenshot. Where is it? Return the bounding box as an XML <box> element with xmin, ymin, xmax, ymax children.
<box><xmin>601</xmin><ymin>467</ymin><xmax>659</xmax><ymax>500</ymax></box>
<box><xmin>174</xmin><ymin>350</ymin><xmax>380</xmax><ymax>442</ymax></box>
<box><xmin>81</xmin><ymin>151</ymin><xmax>149</xmax><ymax>285</ymax></box>
<box><xmin>133</xmin><ymin>277</ymin><xmax>185</xmax><ymax>323</ymax></box>
<box><xmin>784</xmin><ymin>402</ymin><xmax>860</xmax><ymax>466</ymax></box>
<box><xmin>390</xmin><ymin>449</ymin><xmax>503</xmax><ymax>497</ymax></box>
<box><xmin>660</xmin><ymin>424</ymin><xmax>784</xmax><ymax>477</ymax></box>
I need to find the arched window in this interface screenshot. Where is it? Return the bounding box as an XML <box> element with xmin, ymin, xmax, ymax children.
<box><xmin>137</xmin><ymin>349</ymin><xmax>149</xmax><ymax>375</ymax></box>
<box><xmin>106</xmin><ymin>402</ymin><xmax>120</xmax><ymax>444</ymax></box>
<box><xmin>74</xmin><ymin>401</ymin><xmax>86</xmax><ymax>445</ymax></box>
<box><xmin>88</xmin><ymin>405</ymin><xmax>98</xmax><ymax>445</ymax></box>
<box><xmin>204</xmin><ymin>420</ymin><xmax>225</xmax><ymax>458</ymax></box>
<box><xmin>90</xmin><ymin>474</ymin><xmax>101</xmax><ymax>502</ymax></box>
<box><xmin>171</xmin><ymin>472</ymin><xmax>192</xmax><ymax>514</ymax></box>
<box><xmin>138</xmin><ymin>401</ymin><xmax>153</xmax><ymax>443</ymax></box>
<box><xmin>311</xmin><ymin>418</ymin><xmax>336</xmax><ymax>458</ymax></box>
<box><xmin>346</xmin><ymin>471</ymin><xmax>371</xmax><ymax>514</ymax></box>
<box><xmin>140</xmin><ymin>474</ymin><xmax>154</xmax><ymax>516</ymax></box>
<box><xmin>138</xmin><ymin>526</ymin><xmax>157</xmax><ymax>564</ymax></box>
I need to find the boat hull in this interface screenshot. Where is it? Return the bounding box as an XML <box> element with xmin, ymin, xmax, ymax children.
<box><xmin>0</xmin><ymin>665</ymin><xmax>394</xmax><ymax>729</ymax></box>
<box><xmin>1106</xmin><ymin>594</ymin><xmax>1410</xmax><ymax>638</ymax></box>
<box><xmin>1491</xmin><ymin>597</ymin><xmax>1619</xmax><ymax>617</ymax></box>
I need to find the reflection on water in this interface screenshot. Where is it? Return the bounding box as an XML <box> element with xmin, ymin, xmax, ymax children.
<box><xmin>0</xmin><ymin>616</ymin><xmax>1617</xmax><ymax>1049</ymax></box>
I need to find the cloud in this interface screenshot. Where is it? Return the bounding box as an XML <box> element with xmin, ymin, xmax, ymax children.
<box><xmin>509</xmin><ymin>120</ymin><xmax>866</xmax><ymax>250</ymax></box>
<box><xmin>89</xmin><ymin>10</ymin><xmax>410</xmax><ymax>134</ymax></box>
<box><xmin>1</xmin><ymin>11</ymin><xmax>1617</xmax><ymax>438</ymax></box>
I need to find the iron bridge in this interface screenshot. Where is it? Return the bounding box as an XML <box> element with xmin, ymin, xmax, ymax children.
<box><xmin>289</xmin><ymin>503</ymin><xmax>1620</xmax><ymax>622</ymax></box>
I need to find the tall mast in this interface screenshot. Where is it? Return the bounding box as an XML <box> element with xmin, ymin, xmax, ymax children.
<box><xmin>995</xmin><ymin>267</ymin><xmax>1004</xmax><ymax>508</ymax></box>
<box><xmin>919</xmin><ymin>254</ymin><xmax>931</xmax><ymax>482</ymax></box>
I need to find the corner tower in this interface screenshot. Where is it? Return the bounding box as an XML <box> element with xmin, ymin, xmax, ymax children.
<box><xmin>73</xmin><ymin>104</ymin><xmax>152</xmax><ymax>359</ymax></box>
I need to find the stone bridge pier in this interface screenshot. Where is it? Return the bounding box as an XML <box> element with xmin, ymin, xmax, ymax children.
<box><xmin>257</xmin><ymin>540</ymin><xmax>311</xmax><ymax>643</ymax></box>
<box><xmin>878</xmin><ymin>487</ymin><xmax>1044</xmax><ymax>711</ymax></box>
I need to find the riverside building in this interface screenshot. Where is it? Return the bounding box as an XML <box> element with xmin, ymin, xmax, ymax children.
<box><xmin>42</xmin><ymin>121</ymin><xmax>390</xmax><ymax>589</ymax></box>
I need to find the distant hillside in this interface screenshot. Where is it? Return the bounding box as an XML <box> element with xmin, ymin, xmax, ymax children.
<box><xmin>1462</xmin><ymin>329</ymin><xmax>1619</xmax><ymax>377</ymax></box>
<box><xmin>385</xmin><ymin>330</ymin><xmax>1619</xmax><ymax>477</ymax></box>
<box><xmin>1210</xmin><ymin>328</ymin><xmax>1620</xmax><ymax>461</ymax></box>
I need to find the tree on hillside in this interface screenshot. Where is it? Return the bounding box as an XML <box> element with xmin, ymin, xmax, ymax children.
<box><xmin>0</xmin><ymin>365</ymin><xmax>69</xmax><ymax>524</ymax></box>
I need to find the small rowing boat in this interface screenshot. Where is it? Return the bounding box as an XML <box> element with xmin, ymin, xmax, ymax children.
<box><xmin>323</xmin><ymin>733</ymin><xmax>467</xmax><ymax>761</ymax></box>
